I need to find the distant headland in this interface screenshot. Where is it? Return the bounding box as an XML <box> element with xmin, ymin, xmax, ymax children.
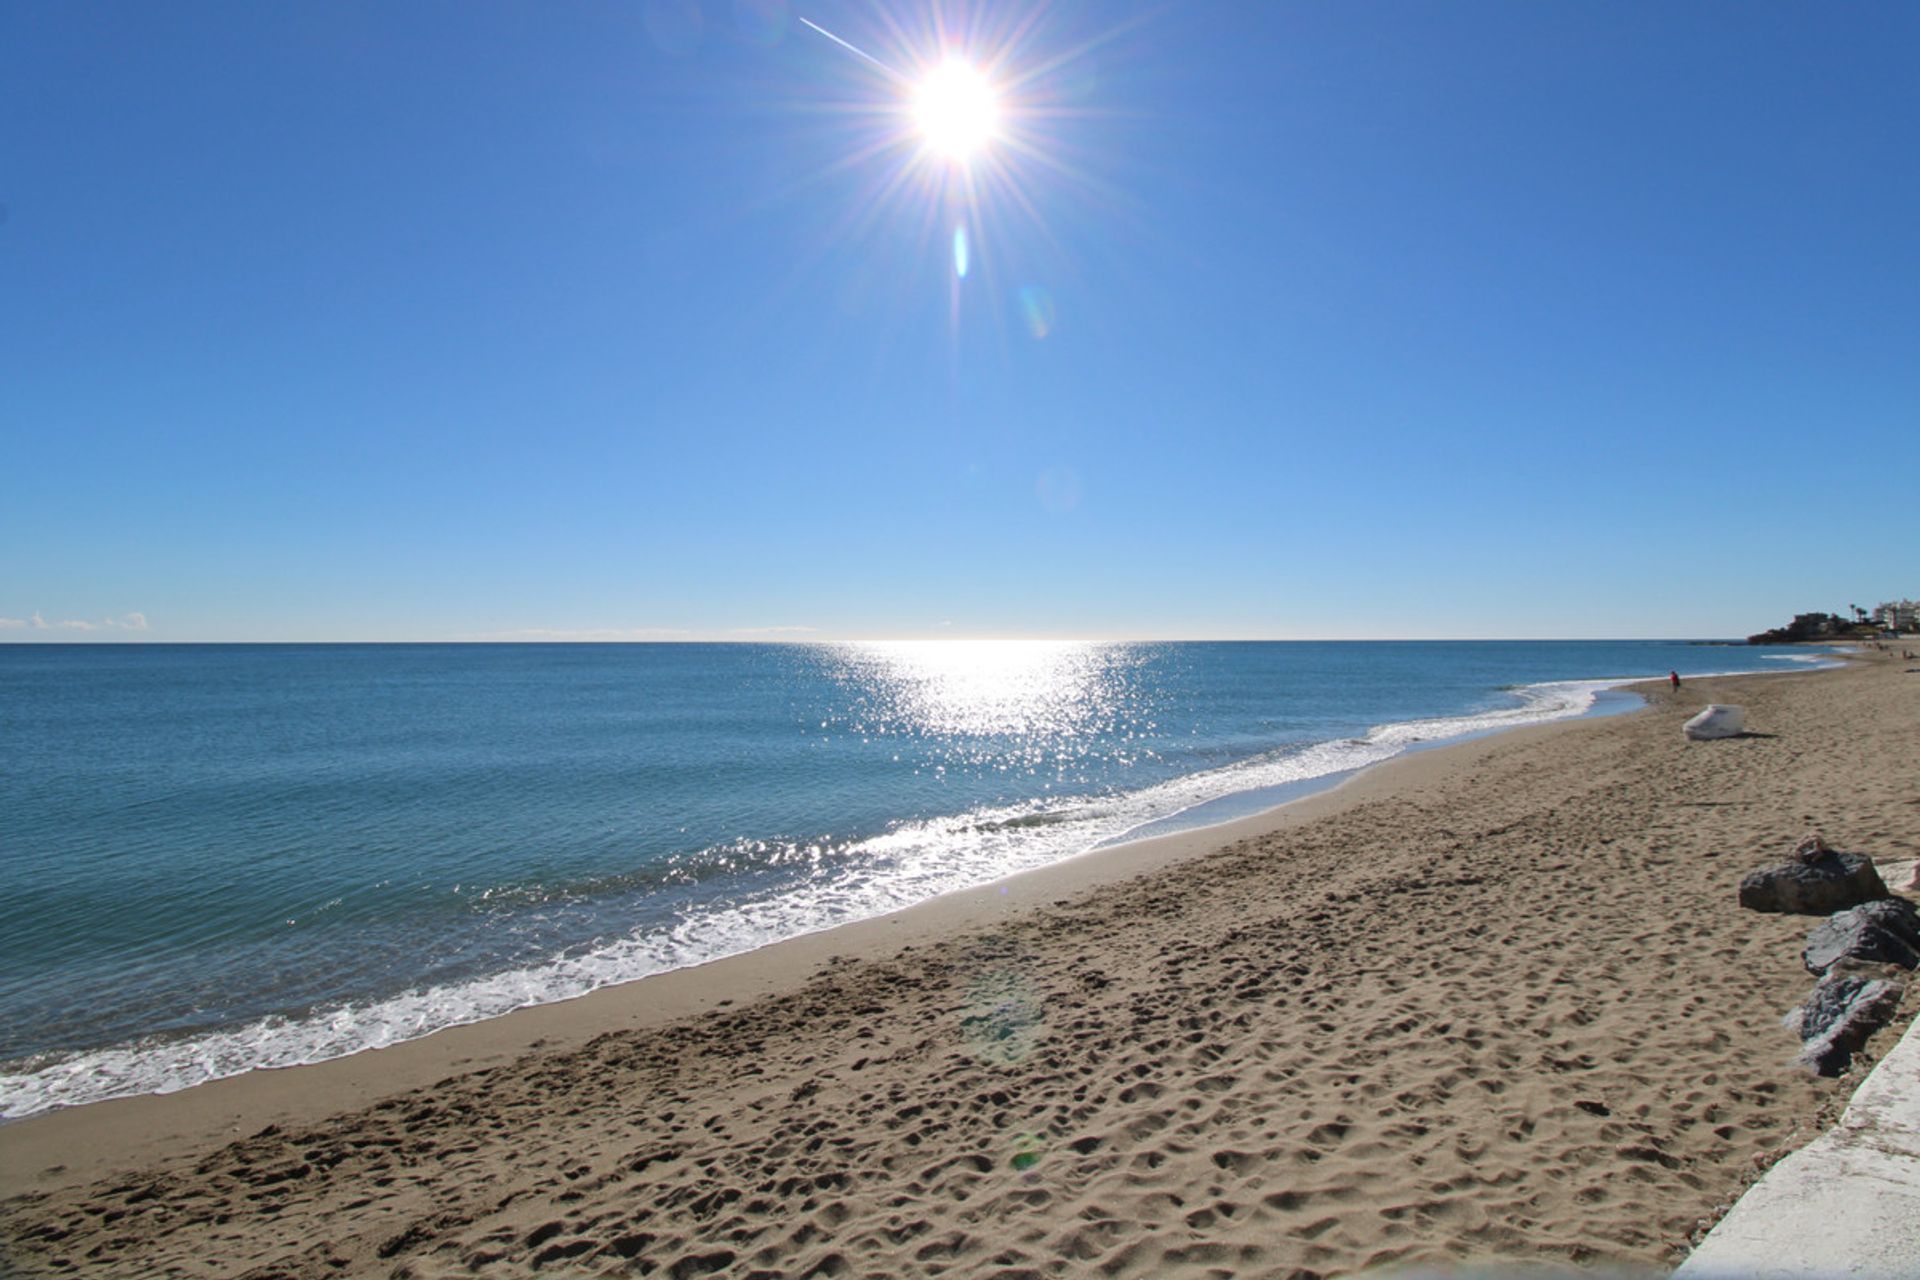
<box><xmin>1749</xmin><ymin>600</ymin><xmax>1917</xmax><ymax>644</ymax></box>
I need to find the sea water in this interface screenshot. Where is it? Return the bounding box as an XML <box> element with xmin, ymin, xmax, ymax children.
<box><xmin>0</xmin><ymin>640</ymin><xmax>1826</xmax><ymax>1117</ymax></box>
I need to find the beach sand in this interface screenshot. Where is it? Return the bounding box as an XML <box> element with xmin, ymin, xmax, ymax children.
<box><xmin>3</xmin><ymin>649</ymin><xmax>1916</xmax><ymax>1278</ymax></box>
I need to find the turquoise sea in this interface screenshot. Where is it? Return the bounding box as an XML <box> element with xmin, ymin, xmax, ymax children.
<box><xmin>0</xmin><ymin>640</ymin><xmax>1827</xmax><ymax>1118</ymax></box>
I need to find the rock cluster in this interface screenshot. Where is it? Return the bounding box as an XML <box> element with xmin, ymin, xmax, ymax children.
<box><xmin>1738</xmin><ymin>833</ymin><xmax>1910</xmax><ymax>1076</ymax></box>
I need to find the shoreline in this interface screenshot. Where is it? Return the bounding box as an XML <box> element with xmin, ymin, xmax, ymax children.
<box><xmin>0</xmin><ymin>650</ymin><xmax>1832</xmax><ymax>1130</ymax></box>
<box><xmin>0</xmin><ymin>662</ymin><xmax>1749</xmax><ymax>1188</ymax></box>
<box><xmin>0</xmin><ymin>686</ymin><xmax>1631</xmax><ymax>1197</ymax></box>
<box><xmin>5</xmin><ymin>650</ymin><xmax>1913</xmax><ymax>1277</ymax></box>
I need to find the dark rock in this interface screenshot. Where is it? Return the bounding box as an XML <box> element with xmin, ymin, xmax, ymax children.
<box><xmin>1738</xmin><ymin>849</ymin><xmax>1888</xmax><ymax>914</ymax></box>
<box><xmin>1803</xmin><ymin>899</ymin><xmax>1920</xmax><ymax>974</ymax></box>
<box><xmin>1785</xmin><ymin>972</ymin><xmax>1905</xmax><ymax>1076</ymax></box>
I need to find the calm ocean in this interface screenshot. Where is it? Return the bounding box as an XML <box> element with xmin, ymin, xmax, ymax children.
<box><xmin>0</xmin><ymin>640</ymin><xmax>1824</xmax><ymax>1118</ymax></box>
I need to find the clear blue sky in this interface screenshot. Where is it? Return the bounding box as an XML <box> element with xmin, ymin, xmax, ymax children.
<box><xmin>5</xmin><ymin>1</ymin><xmax>1915</xmax><ymax>641</ymax></box>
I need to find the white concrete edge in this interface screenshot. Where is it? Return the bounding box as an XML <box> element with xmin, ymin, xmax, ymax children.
<box><xmin>1674</xmin><ymin>1001</ymin><xmax>1920</xmax><ymax>1278</ymax></box>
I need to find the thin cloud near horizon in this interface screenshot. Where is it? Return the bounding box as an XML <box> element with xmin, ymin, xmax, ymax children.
<box><xmin>0</xmin><ymin>611</ymin><xmax>149</xmax><ymax>632</ymax></box>
<box><xmin>467</xmin><ymin>625</ymin><xmax>823</xmax><ymax>642</ymax></box>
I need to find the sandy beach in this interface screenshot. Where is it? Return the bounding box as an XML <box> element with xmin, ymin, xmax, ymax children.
<box><xmin>3</xmin><ymin>649</ymin><xmax>1915</xmax><ymax>1278</ymax></box>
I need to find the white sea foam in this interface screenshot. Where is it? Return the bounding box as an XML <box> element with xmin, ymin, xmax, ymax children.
<box><xmin>0</xmin><ymin>674</ymin><xmax>1706</xmax><ymax>1119</ymax></box>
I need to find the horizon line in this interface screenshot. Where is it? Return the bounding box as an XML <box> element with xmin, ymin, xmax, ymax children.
<box><xmin>0</xmin><ymin>635</ymin><xmax>1788</xmax><ymax>647</ymax></box>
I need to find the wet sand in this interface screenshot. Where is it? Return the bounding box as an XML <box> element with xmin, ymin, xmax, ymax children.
<box><xmin>3</xmin><ymin>649</ymin><xmax>1915</xmax><ymax>1278</ymax></box>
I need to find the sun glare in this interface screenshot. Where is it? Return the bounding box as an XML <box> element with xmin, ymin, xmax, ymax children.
<box><xmin>792</xmin><ymin>4</ymin><xmax>1119</xmax><ymax>328</ymax></box>
<box><xmin>914</xmin><ymin>59</ymin><xmax>1000</xmax><ymax>162</ymax></box>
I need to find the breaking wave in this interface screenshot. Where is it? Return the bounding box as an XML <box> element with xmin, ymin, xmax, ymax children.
<box><xmin>0</xmin><ymin>674</ymin><xmax>1649</xmax><ymax>1120</ymax></box>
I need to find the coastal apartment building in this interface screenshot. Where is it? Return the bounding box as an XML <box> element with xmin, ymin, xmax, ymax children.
<box><xmin>1874</xmin><ymin>599</ymin><xmax>1918</xmax><ymax>631</ymax></box>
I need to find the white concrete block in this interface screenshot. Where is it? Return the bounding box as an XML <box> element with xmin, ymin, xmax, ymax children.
<box><xmin>1677</xmin><ymin>1016</ymin><xmax>1920</xmax><ymax>1278</ymax></box>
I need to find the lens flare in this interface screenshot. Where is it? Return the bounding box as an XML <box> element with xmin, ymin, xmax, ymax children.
<box><xmin>1010</xmin><ymin>1132</ymin><xmax>1046</xmax><ymax>1172</ymax></box>
<box><xmin>1019</xmin><ymin>284</ymin><xmax>1055</xmax><ymax>338</ymax></box>
<box><xmin>953</xmin><ymin>224</ymin><xmax>970</xmax><ymax>278</ymax></box>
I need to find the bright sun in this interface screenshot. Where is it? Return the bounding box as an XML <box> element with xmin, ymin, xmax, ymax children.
<box><xmin>914</xmin><ymin>59</ymin><xmax>1000</xmax><ymax>162</ymax></box>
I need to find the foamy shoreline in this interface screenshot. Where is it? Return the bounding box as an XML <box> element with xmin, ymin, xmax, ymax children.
<box><xmin>4</xmin><ymin>649</ymin><xmax>1913</xmax><ymax>1277</ymax></box>
<box><xmin>0</xmin><ymin>660</ymin><xmax>1774</xmax><ymax>1120</ymax></box>
<box><xmin>0</xmin><ymin>653</ymin><xmax>1832</xmax><ymax>1124</ymax></box>
<box><xmin>0</xmin><ymin>655</ymin><xmax>1852</xmax><ymax>1142</ymax></box>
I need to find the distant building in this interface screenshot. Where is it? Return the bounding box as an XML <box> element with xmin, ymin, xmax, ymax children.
<box><xmin>1874</xmin><ymin>600</ymin><xmax>1918</xmax><ymax>632</ymax></box>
